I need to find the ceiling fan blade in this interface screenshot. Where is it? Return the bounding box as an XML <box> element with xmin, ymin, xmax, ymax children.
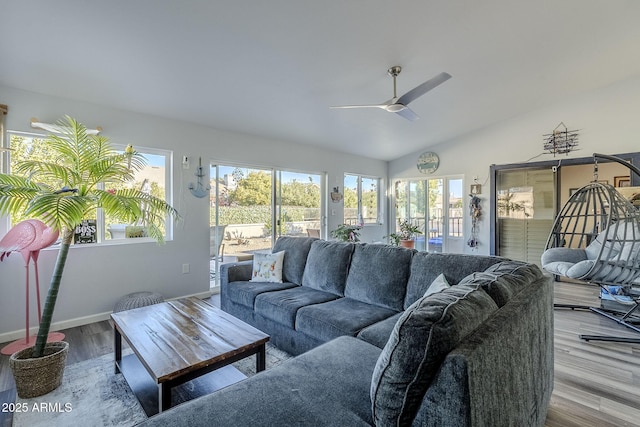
<box><xmin>395</xmin><ymin>106</ymin><xmax>420</xmax><ymax>121</ymax></box>
<box><xmin>330</xmin><ymin>104</ymin><xmax>387</xmax><ymax>110</ymax></box>
<box><xmin>397</xmin><ymin>72</ymin><xmax>451</xmax><ymax>106</ymax></box>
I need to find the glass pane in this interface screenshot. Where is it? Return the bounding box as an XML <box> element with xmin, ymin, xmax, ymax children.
<box><xmin>343</xmin><ymin>174</ymin><xmax>359</xmax><ymax>225</ymax></box>
<box><xmin>105</xmin><ymin>149</ymin><xmax>168</xmax><ymax>240</ymax></box>
<box><xmin>213</xmin><ymin>165</ymin><xmax>273</xmax><ymax>254</ymax></box>
<box><xmin>361</xmin><ymin>177</ymin><xmax>379</xmax><ymax>224</ymax></box>
<box><xmin>427</xmin><ymin>179</ymin><xmax>444</xmax><ymax>253</ymax></box>
<box><xmin>409</xmin><ymin>181</ymin><xmax>426</xmax><ymax>251</ymax></box>
<box><xmin>8</xmin><ymin>134</ymin><xmax>51</xmax><ymax>225</ymax></box>
<box><xmin>448</xmin><ymin>179</ymin><xmax>463</xmax><ymax>237</ymax></box>
<box><xmin>277</xmin><ymin>171</ymin><xmax>322</xmax><ymax>238</ymax></box>
<box><xmin>496</xmin><ymin>168</ymin><xmax>555</xmax><ymax>265</ymax></box>
<box><xmin>444</xmin><ymin>178</ymin><xmax>465</xmax><ymax>254</ymax></box>
<box><xmin>394</xmin><ymin>180</ymin><xmax>408</xmax><ymax>224</ymax></box>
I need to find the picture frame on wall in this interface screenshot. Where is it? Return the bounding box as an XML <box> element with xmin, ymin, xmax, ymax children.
<box><xmin>614</xmin><ymin>176</ymin><xmax>631</xmax><ymax>187</ymax></box>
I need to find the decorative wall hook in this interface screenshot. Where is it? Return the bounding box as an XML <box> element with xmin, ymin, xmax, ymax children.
<box><xmin>330</xmin><ymin>186</ymin><xmax>343</xmax><ymax>203</ymax></box>
<box><xmin>188</xmin><ymin>157</ymin><xmax>210</xmax><ymax>198</ymax></box>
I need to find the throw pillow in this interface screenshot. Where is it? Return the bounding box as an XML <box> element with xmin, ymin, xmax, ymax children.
<box><xmin>423</xmin><ymin>273</ymin><xmax>450</xmax><ymax>297</ymax></box>
<box><xmin>250</xmin><ymin>251</ymin><xmax>285</xmax><ymax>283</ymax></box>
<box><xmin>370</xmin><ymin>284</ymin><xmax>498</xmax><ymax>426</ymax></box>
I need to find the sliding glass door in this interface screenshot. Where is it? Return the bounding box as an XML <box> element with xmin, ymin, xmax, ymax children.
<box><xmin>209</xmin><ymin>163</ymin><xmax>324</xmax><ymax>286</ymax></box>
<box><xmin>394</xmin><ymin>176</ymin><xmax>464</xmax><ymax>253</ymax></box>
<box><xmin>495</xmin><ymin>168</ymin><xmax>555</xmax><ymax>266</ymax></box>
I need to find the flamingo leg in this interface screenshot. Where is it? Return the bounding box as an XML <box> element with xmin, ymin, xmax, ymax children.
<box><xmin>24</xmin><ymin>263</ymin><xmax>30</xmax><ymax>343</ymax></box>
<box><xmin>32</xmin><ymin>252</ymin><xmax>42</xmax><ymax>323</ymax></box>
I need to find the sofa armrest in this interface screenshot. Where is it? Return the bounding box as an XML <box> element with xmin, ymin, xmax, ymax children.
<box><xmin>220</xmin><ymin>260</ymin><xmax>253</xmax><ymax>284</ymax></box>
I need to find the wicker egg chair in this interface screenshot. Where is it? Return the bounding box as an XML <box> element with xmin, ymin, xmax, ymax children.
<box><xmin>541</xmin><ymin>154</ymin><xmax>640</xmax><ymax>344</ymax></box>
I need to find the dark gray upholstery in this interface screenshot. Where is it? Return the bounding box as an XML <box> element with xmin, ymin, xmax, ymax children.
<box><xmin>414</xmin><ymin>271</ymin><xmax>554</xmax><ymax>426</ymax></box>
<box><xmin>370</xmin><ymin>284</ymin><xmax>499</xmax><ymax>426</ymax></box>
<box><xmin>296</xmin><ymin>297</ymin><xmax>398</xmax><ymax>343</ymax></box>
<box><xmin>302</xmin><ymin>240</ymin><xmax>354</xmax><ymax>295</ymax></box>
<box><xmin>137</xmin><ymin>337</ymin><xmax>380</xmax><ymax>427</ymax></box>
<box><xmin>221</xmin><ymin>280</ymin><xmax>297</xmax><ymax>308</ymax></box>
<box><xmin>254</xmin><ymin>286</ymin><xmax>339</xmax><ymax>327</ymax></box>
<box><xmin>458</xmin><ymin>260</ymin><xmax>544</xmax><ymax>307</ymax></box>
<box><xmin>404</xmin><ymin>252</ymin><xmax>506</xmax><ymax>309</ymax></box>
<box><xmin>272</xmin><ymin>236</ymin><xmax>318</xmax><ymax>285</ymax></box>
<box><xmin>344</xmin><ymin>243</ymin><xmax>414</xmax><ymax>310</ymax></box>
<box><xmin>210</xmin><ymin>237</ymin><xmax>554</xmax><ymax>427</ymax></box>
<box><xmin>356</xmin><ymin>312</ymin><xmax>402</xmax><ymax>348</ymax></box>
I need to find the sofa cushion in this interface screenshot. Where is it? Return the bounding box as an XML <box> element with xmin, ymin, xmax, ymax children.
<box><xmin>272</xmin><ymin>236</ymin><xmax>318</xmax><ymax>285</ymax></box>
<box><xmin>458</xmin><ymin>260</ymin><xmax>543</xmax><ymax>307</ymax></box>
<box><xmin>254</xmin><ymin>286</ymin><xmax>340</xmax><ymax>328</ymax></box>
<box><xmin>404</xmin><ymin>252</ymin><xmax>505</xmax><ymax>309</ymax></box>
<box><xmin>223</xmin><ymin>281</ymin><xmax>298</xmax><ymax>308</ymax></box>
<box><xmin>296</xmin><ymin>298</ymin><xmax>398</xmax><ymax>343</ymax></box>
<box><xmin>344</xmin><ymin>244</ymin><xmax>414</xmax><ymax>311</ymax></box>
<box><xmin>356</xmin><ymin>312</ymin><xmax>402</xmax><ymax>349</ymax></box>
<box><xmin>302</xmin><ymin>240</ymin><xmax>354</xmax><ymax>295</ymax></box>
<box><xmin>250</xmin><ymin>250</ymin><xmax>285</xmax><ymax>283</ymax></box>
<box><xmin>370</xmin><ymin>283</ymin><xmax>498</xmax><ymax>426</ymax></box>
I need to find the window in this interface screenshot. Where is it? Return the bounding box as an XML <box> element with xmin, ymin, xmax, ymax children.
<box><xmin>344</xmin><ymin>173</ymin><xmax>380</xmax><ymax>225</ymax></box>
<box><xmin>5</xmin><ymin>131</ymin><xmax>173</xmax><ymax>243</ymax></box>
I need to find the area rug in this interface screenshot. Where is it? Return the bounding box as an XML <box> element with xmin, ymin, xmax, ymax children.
<box><xmin>13</xmin><ymin>344</ymin><xmax>291</xmax><ymax>427</ymax></box>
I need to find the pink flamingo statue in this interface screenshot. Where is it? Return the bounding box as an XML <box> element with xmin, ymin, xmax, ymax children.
<box><xmin>0</xmin><ymin>219</ymin><xmax>65</xmax><ymax>355</ymax></box>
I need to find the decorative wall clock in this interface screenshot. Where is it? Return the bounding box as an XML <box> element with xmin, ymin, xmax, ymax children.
<box><xmin>417</xmin><ymin>151</ymin><xmax>439</xmax><ymax>174</ymax></box>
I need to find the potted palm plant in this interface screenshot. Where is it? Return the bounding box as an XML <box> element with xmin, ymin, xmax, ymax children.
<box><xmin>388</xmin><ymin>219</ymin><xmax>423</xmax><ymax>249</ymax></box>
<box><xmin>0</xmin><ymin>116</ymin><xmax>178</xmax><ymax>397</ymax></box>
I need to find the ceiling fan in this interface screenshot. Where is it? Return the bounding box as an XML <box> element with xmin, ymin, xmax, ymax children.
<box><xmin>330</xmin><ymin>66</ymin><xmax>451</xmax><ymax>121</ymax></box>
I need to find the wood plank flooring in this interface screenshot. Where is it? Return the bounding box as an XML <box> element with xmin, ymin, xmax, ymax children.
<box><xmin>1</xmin><ymin>287</ymin><xmax>640</xmax><ymax>426</ymax></box>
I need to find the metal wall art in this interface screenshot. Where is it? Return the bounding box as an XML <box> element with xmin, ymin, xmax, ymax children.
<box><xmin>543</xmin><ymin>122</ymin><xmax>579</xmax><ymax>156</ymax></box>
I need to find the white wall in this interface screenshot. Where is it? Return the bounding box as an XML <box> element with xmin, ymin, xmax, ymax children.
<box><xmin>0</xmin><ymin>85</ymin><xmax>387</xmax><ymax>341</ymax></box>
<box><xmin>389</xmin><ymin>74</ymin><xmax>640</xmax><ymax>256</ymax></box>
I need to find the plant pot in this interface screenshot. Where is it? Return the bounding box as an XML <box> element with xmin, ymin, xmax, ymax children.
<box><xmin>399</xmin><ymin>239</ymin><xmax>415</xmax><ymax>249</ymax></box>
<box><xmin>9</xmin><ymin>341</ymin><xmax>69</xmax><ymax>398</ymax></box>
<box><xmin>108</xmin><ymin>224</ymin><xmax>127</xmax><ymax>239</ymax></box>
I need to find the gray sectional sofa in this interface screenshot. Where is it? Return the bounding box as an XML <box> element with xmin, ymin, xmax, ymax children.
<box><xmin>139</xmin><ymin>237</ymin><xmax>554</xmax><ymax>427</ymax></box>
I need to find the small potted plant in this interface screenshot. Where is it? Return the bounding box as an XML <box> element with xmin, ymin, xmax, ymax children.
<box><xmin>0</xmin><ymin>116</ymin><xmax>179</xmax><ymax>397</ymax></box>
<box><xmin>388</xmin><ymin>219</ymin><xmax>423</xmax><ymax>249</ymax></box>
<box><xmin>331</xmin><ymin>224</ymin><xmax>361</xmax><ymax>242</ymax></box>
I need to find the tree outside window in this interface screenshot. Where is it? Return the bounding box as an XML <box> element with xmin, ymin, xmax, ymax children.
<box><xmin>344</xmin><ymin>173</ymin><xmax>380</xmax><ymax>225</ymax></box>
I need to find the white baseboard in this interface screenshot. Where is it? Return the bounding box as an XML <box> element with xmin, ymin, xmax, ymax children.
<box><xmin>0</xmin><ymin>290</ymin><xmax>213</xmax><ymax>344</ymax></box>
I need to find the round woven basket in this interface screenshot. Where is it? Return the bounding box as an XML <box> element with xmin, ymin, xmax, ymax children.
<box><xmin>9</xmin><ymin>341</ymin><xmax>69</xmax><ymax>398</ymax></box>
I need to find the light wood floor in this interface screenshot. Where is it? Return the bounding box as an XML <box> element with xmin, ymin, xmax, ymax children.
<box><xmin>1</xmin><ymin>286</ymin><xmax>639</xmax><ymax>426</ymax></box>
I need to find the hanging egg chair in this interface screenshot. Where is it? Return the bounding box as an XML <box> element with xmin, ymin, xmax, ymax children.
<box><xmin>541</xmin><ymin>153</ymin><xmax>640</xmax><ymax>344</ymax></box>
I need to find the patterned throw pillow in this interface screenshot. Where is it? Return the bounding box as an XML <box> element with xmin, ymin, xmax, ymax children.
<box><xmin>250</xmin><ymin>251</ymin><xmax>285</xmax><ymax>283</ymax></box>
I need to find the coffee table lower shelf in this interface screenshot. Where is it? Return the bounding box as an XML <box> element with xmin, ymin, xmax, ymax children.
<box><xmin>117</xmin><ymin>353</ymin><xmax>247</xmax><ymax>417</ymax></box>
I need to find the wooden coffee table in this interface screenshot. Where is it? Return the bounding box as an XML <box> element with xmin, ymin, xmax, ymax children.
<box><xmin>111</xmin><ymin>297</ymin><xmax>269</xmax><ymax>414</ymax></box>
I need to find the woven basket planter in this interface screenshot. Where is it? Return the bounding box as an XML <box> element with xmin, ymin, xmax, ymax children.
<box><xmin>9</xmin><ymin>341</ymin><xmax>69</xmax><ymax>398</ymax></box>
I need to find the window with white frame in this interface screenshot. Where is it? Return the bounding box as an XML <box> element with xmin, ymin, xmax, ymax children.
<box><xmin>6</xmin><ymin>131</ymin><xmax>173</xmax><ymax>242</ymax></box>
<box><xmin>344</xmin><ymin>173</ymin><xmax>380</xmax><ymax>225</ymax></box>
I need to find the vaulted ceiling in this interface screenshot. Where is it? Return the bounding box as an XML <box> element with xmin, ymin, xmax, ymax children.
<box><xmin>2</xmin><ymin>1</ymin><xmax>640</xmax><ymax>161</ymax></box>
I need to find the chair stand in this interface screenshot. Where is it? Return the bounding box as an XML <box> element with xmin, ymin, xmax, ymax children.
<box><xmin>554</xmin><ymin>299</ymin><xmax>640</xmax><ymax>344</ymax></box>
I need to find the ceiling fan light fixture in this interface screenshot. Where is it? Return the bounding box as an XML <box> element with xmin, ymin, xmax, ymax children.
<box><xmin>386</xmin><ymin>104</ymin><xmax>406</xmax><ymax>113</ymax></box>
